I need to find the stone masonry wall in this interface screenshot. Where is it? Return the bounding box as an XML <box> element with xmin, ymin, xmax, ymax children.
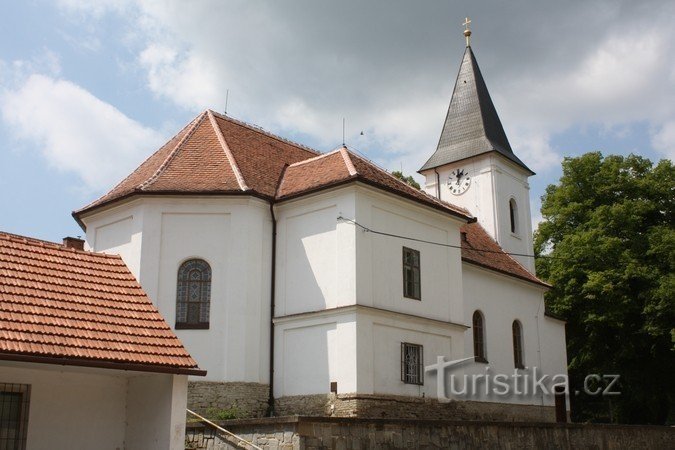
<box><xmin>188</xmin><ymin>381</ymin><xmax>270</xmax><ymax>419</ymax></box>
<box><xmin>275</xmin><ymin>393</ymin><xmax>555</xmax><ymax>422</ymax></box>
<box><xmin>186</xmin><ymin>417</ymin><xmax>675</xmax><ymax>450</ymax></box>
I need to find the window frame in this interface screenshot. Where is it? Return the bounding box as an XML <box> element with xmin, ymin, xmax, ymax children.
<box><xmin>472</xmin><ymin>310</ymin><xmax>488</xmax><ymax>363</ymax></box>
<box><xmin>400</xmin><ymin>342</ymin><xmax>424</xmax><ymax>385</ymax></box>
<box><xmin>0</xmin><ymin>383</ymin><xmax>31</xmax><ymax>450</ymax></box>
<box><xmin>402</xmin><ymin>247</ymin><xmax>421</xmax><ymax>300</ymax></box>
<box><xmin>175</xmin><ymin>258</ymin><xmax>212</xmax><ymax>330</ymax></box>
<box><xmin>509</xmin><ymin>198</ymin><xmax>518</xmax><ymax>234</ymax></box>
<box><xmin>512</xmin><ymin>320</ymin><xmax>525</xmax><ymax>369</ymax></box>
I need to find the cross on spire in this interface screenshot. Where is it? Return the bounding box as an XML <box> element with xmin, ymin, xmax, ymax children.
<box><xmin>463</xmin><ymin>17</ymin><xmax>472</xmax><ymax>47</ymax></box>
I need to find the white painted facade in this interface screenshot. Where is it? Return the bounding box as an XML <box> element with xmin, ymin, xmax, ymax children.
<box><xmin>79</xmin><ymin>163</ymin><xmax>567</xmax><ymax>410</ymax></box>
<box><xmin>0</xmin><ymin>361</ymin><xmax>187</xmax><ymax>450</ymax></box>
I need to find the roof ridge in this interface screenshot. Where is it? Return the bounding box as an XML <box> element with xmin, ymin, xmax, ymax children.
<box><xmin>207</xmin><ymin>110</ymin><xmax>249</xmax><ymax>190</ymax></box>
<box><xmin>346</xmin><ymin>150</ymin><xmax>472</xmax><ymax>218</ymax></box>
<box><xmin>139</xmin><ymin>111</ymin><xmax>208</xmax><ymax>191</ymax></box>
<box><xmin>209</xmin><ymin>110</ymin><xmax>320</xmax><ymax>156</ymax></box>
<box><xmin>0</xmin><ymin>231</ymin><xmax>121</xmax><ymax>259</ymax></box>
<box><xmin>287</xmin><ymin>148</ymin><xmax>340</xmax><ymax>168</ymax></box>
<box><xmin>339</xmin><ymin>147</ymin><xmax>358</xmax><ymax>176</ymax></box>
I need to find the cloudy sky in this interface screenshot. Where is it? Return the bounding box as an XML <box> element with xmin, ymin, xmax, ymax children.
<box><xmin>1</xmin><ymin>0</ymin><xmax>673</xmax><ymax>241</ymax></box>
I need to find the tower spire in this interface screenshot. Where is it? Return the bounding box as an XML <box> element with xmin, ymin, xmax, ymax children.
<box><xmin>463</xmin><ymin>17</ymin><xmax>472</xmax><ymax>47</ymax></box>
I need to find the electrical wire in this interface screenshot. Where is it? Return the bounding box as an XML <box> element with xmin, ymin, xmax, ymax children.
<box><xmin>337</xmin><ymin>216</ymin><xmax>553</xmax><ymax>259</ymax></box>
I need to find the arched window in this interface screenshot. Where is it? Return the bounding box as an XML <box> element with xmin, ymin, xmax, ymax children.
<box><xmin>472</xmin><ymin>311</ymin><xmax>487</xmax><ymax>363</ymax></box>
<box><xmin>509</xmin><ymin>198</ymin><xmax>518</xmax><ymax>234</ymax></box>
<box><xmin>175</xmin><ymin>259</ymin><xmax>211</xmax><ymax>329</ymax></box>
<box><xmin>512</xmin><ymin>320</ymin><xmax>524</xmax><ymax>369</ymax></box>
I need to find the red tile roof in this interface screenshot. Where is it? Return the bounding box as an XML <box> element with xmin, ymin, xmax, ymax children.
<box><xmin>460</xmin><ymin>222</ymin><xmax>549</xmax><ymax>288</ymax></box>
<box><xmin>75</xmin><ymin>110</ymin><xmax>544</xmax><ymax>286</ymax></box>
<box><xmin>0</xmin><ymin>232</ymin><xmax>204</xmax><ymax>375</ymax></box>
<box><xmin>74</xmin><ymin>111</ymin><xmax>469</xmax><ymax>222</ymax></box>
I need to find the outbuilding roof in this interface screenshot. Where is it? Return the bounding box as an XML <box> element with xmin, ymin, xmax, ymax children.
<box><xmin>0</xmin><ymin>231</ymin><xmax>205</xmax><ymax>375</ymax></box>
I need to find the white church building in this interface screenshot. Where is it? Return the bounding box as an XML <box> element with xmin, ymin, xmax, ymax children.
<box><xmin>72</xmin><ymin>39</ymin><xmax>568</xmax><ymax>421</ymax></box>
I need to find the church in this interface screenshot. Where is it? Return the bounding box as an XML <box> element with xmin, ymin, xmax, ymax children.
<box><xmin>72</xmin><ymin>27</ymin><xmax>568</xmax><ymax>421</ymax></box>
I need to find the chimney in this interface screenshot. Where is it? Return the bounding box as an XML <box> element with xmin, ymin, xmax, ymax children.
<box><xmin>460</xmin><ymin>231</ymin><xmax>468</xmax><ymax>242</ymax></box>
<box><xmin>62</xmin><ymin>237</ymin><xmax>85</xmax><ymax>251</ymax></box>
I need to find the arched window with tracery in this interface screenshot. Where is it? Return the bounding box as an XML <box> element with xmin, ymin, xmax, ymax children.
<box><xmin>512</xmin><ymin>320</ymin><xmax>524</xmax><ymax>369</ymax></box>
<box><xmin>175</xmin><ymin>259</ymin><xmax>211</xmax><ymax>329</ymax></box>
<box><xmin>472</xmin><ymin>310</ymin><xmax>487</xmax><ymax>363</ymax></box>
<box><xmin>509</xmin><ymin>198</ymin><xmax>518</xmax><ymax>234</ymax></box>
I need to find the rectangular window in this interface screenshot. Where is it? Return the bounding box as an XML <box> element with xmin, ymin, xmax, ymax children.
<box><xmin>0</xmin><ymin>384</ymin><xmax>30</xmax><ymax>450</ymax></box>
<box><xmin>402</xmin><ymin>247</ymin><xmax>421</xmax><ymax>300</ymax></box>
<box><xmin>401</xmin><ymin>343</ymin><xmax>423</xmax><ymax>385</ymax></box>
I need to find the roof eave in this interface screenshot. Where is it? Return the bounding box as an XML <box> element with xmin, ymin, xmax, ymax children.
<box><xmin>73</xmin><ymin>189</ymin><xmax>270</xmax><ymax>231</ymax></box>
<box><xmin>461</xmin><ymin>258</ymin><xmax>551</xmax><ymax>289</ymax></box>
<box><xmin>0</xmin><ymin>352</ymin><xmax>207</xmax><ymax>376</ymax></box>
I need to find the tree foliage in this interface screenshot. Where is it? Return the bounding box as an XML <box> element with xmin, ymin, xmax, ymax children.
<box><xmin>392</xmin><ymin>170</ymin><xmax>421</xmax><ymax>189</ymax></box>
<box><xmin>535</xmin><ymin>152</ymin><xmax>674</xmax><ymax>424</ymax></box>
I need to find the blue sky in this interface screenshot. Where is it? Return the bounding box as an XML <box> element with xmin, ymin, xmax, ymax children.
<box><xmin>1</xmin><ymin>0</ymin><xmax>673</xmax><ymax>242</ymax></box>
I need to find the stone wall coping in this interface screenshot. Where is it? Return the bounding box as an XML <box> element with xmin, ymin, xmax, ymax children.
<box><xmin>198</xmin><ymin>415</ymin><xmax>674</xmax><ymax>432</ymax></box>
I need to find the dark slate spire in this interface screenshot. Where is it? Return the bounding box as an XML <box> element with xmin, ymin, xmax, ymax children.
<box><xmin>420</xmin><ymin>46</ymin><xmax>534</xmax><ymax>174</ymax></box>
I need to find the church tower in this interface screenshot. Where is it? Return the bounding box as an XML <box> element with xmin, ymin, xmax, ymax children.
<box><xmin>419</xmin><ymin>20</ymin><xmax>536</xmax><ymax>272</ymax></box>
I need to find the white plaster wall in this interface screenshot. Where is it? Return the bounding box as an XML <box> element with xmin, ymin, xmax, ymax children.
<box><xmin>81</xmin><ymin>196</ymin><xmax>272</xmax><ymax>383</ymax></box>
<box><xmin>273</xmin><ymin>310</ymin><xmax>357</xmax><ymax>397</ymax></box>
<box><xmin>353</xmin><ymin>186</ymin><xmax>465</xmax><ymax>324</ymax></box>
<box><xmin>421</xmin><ymin>154</ymin><xmax>535</xmax><ymax>272</ymax></box>
<box><xmin>460</xmin><ymin>264</ymin><xmax>567</xmax><ymax>406</ymax></box>
<box><xmin>275</xmin><ymin>189</ymin><xmax>357</xmax><ymax>316</ymax></box>
<box><xmin>356</xmin><ymin>309</ymin><xmax>465</xmax><ymax>398</ymax></box>
<box><xmin>0</xmin><ymin>363</ymin><xmax>122</xmax><ymax>449</ymax></box>
<box><xmin>126</xmin><ymin>373</ymin><xmax>188</xmax><ymax>450</ymax></box>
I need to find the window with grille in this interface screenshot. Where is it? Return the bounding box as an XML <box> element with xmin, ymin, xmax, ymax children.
<box><xmin>402</xmin><ymin>247</ymin><xmax>421</xmax><ymax>300</ymax></box>
<box><xmin>175</xmin><ymin>259</ymin><xmax>212</xmax><ymax>329</ymax></box>
<box><xmin>0</xmin><ymin>383</ymin><xmax>30</xmax><ymax>450</ymax></box>
<box><xmin>513</xmin><ymin>320</ymin><xmax>524</xmax><ymax>369</ymax></box>
<box><xmin>401</xmin><ymin>343</ymin><xmax>423</xmax><ymax>385</ymax></box>
<box><xmin>473</xmin><ymin>310</ymin><xmax>487</xmax><ymax>363</ymax></box>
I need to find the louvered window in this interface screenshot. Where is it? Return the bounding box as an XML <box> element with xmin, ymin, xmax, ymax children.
<box><xmin>176</xmin><ymin>259</ymin><xmax>211</xmax><ymax>329</ymax></box>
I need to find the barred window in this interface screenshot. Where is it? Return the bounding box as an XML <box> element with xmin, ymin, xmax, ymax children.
<box><xmin>513</xmin><ymin>320</ymin><xmax>524</xmax><ymax>369</ymax></box>
<box><xmin>0</xmin><ymin>383</ymin><xmax>30</xmax><ymax>450</ymax></box>
<box><xmin>176</xmin><ymin>259</ymin><xmax>212</xmax><ymax>329</ymax></box>
<box><xmin>402</xmin><ymin>247</ymin><xmax>421</xmax><ymax>300</ymax></box>
<box><xmin>473</xmin><ymin>310</ymin><xmax>487</xmax><ymax>363</ymax></box>
<box><xmin>401</xmin><ymin>343</ymin><xmax>423</xmax><ymax>385</ymax></box>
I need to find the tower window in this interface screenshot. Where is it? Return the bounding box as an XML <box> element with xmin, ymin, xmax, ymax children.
<box><xmin>402</xmin><ymin>247</ymin><xmax>421</xmax><ymax>300</ymax></box>
<box><xmin>401</xmin><ymin>343</ymin><xmax>424</xmax><ymax>385</ymax></box>
<box><xmin>509</xmin><ymin>198</ymin><xmax>518</xmax><ymax>234</ymax></box>
<box><xmin>513</xmin><ymin>320</ymin><xmax>524</xmax><ymax>369</ymax></box>
<box><xmin>176</xmin><ymin>259</ymin><xmax>212</xmax><ymax>329</ymax></box>
<box><xmin>473</xmin><ymin>310</ymin><xmax>487</xmax><ymax>363</ymax></box>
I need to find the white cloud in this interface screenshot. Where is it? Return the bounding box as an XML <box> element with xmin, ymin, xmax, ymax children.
<box><xmin>55</xmin><ymin>0</ymin><xmax>675</xmax><ymax>174</ymax></box>
<box><xmin>1</xmin><ymin>74</ymin><xmax>163</xmax><ymax>191</ymax></box>
<box><xmin>651</xmin><ymin>121</ymin><xmax>675</xmax><ymax>160</ymax></box>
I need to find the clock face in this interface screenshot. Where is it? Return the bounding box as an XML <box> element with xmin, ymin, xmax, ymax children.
<box><xmin>447</xmin><ymin>168</ymin><xmax>471</xmax><ymax>195</ymax></box>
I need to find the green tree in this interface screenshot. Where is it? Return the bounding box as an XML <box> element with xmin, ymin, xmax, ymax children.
<box><xmin>392</xmin><ymin>170</ymin><xmax>421</xmax><ymax>189</ymax></box>
<box><xmin>534</xmin><ymin>152</ymin><xmax>674</xmax><ymax>424</ymax></box>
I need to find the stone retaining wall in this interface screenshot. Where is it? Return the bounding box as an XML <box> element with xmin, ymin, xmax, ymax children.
<box><xmin>188</xmin><ymin>381</ymin><xmax>270</xmax><ymax>418</ymax></box>
<box><xmin>186</xmin><ymin>416</ymin><xmax>675</xmax><ymax>450</ymax></box>
<box><xmin>275</xmin><ymin>393</ymin><xmax>556</xmax><ymax>422</ymax></box>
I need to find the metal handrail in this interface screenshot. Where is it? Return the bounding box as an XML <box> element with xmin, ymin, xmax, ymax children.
<box><xmin>186</xmin><ymin>409</ymin><xmax>263</xmax><ymax>450</ymax></box>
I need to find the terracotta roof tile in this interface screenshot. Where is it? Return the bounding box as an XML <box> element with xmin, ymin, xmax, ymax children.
<box><xmin>460</xmin><ymin>222</ymin><xmax>549</xmax><ymax>287</ymax></box>
<box><xmin>0</xmin><ymin>232</ymin><xmax>203</xmax><ymax>374</ymax></box>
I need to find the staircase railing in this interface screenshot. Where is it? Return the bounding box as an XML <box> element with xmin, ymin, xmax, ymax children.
<box><xmin>186</xmin><ymin>409</ymin><xmax>263</xmax><ymax>450</ymax></box>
